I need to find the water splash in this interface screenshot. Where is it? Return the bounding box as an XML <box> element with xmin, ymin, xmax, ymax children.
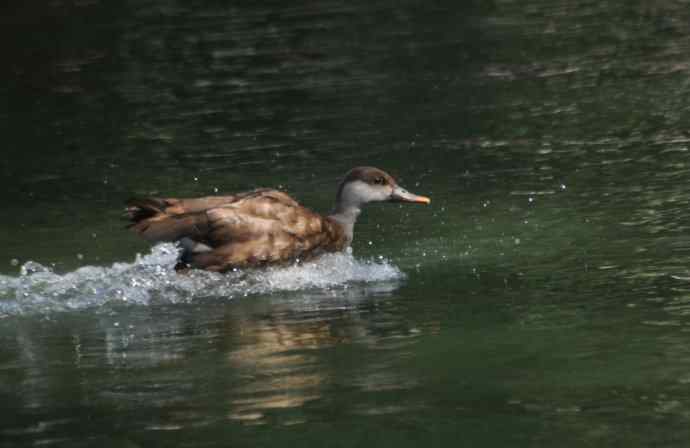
<box><xmin>0</xmin><ymin>244</ymin><xmax>404</xmax><ymax>317</ymax></box>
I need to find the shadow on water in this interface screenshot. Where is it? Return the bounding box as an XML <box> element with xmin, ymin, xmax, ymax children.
<box><xmin>1</xmin><ymin>264</ymin><xmax>420</xmax><ymax>445</ymax></box>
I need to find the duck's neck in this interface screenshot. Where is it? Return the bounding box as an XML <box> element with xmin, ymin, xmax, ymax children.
<box><xmin>328</xmin><ymin>203</ymin><xmax>361</xmax><ymax>245</ymax></box>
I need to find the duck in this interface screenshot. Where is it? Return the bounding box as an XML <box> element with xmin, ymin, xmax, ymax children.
<box><xmin>125</xmin><ymin>166</ymin><xmax>430</xmax><ymax>272</ymax></box>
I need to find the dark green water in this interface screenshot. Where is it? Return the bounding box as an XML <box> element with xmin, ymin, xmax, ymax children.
<box><xmin>3</xmin><ymin>0</ymin><xmax>690</xmax><ymax>446</ymax></box>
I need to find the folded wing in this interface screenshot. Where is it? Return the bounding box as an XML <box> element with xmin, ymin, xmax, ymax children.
<box><xmin>125</xmin><ymin>189</ymin><xmax>346</xmax><ymax>271</ymax></box>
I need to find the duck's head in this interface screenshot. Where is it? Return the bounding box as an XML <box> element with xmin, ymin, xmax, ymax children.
<box><xmin>336</xmin><ymin>166</ymin><xmax>430</xmax><ymax>209</ymax></box>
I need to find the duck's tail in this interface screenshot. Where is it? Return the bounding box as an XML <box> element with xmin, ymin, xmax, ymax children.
<box><xmin>124</xmin><ymin>197</ymin><xmax>208</xmax><ymax>243</ymax></box>
<box><xmin>125</xmin><ymin>197</ymin><xmax>168</xmax><ymax>222</ymax></box>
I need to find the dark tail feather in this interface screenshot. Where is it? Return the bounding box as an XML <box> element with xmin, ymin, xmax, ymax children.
<box><xmin>130</xmin><ymin>213</ymin><xmax>209</xmax><ymax>243</ymax></box>
<box><xmin>124</xmin><ymin>197</ymin><xmax>169</xmax><ymax>225</ymax></box>
<box><xmin>125</xmin><ymin>197</ymin><xmax>212</xmax><ymax>248</ymax></box>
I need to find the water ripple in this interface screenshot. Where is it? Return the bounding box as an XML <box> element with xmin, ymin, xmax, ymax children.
<box><xmin>0</xmin><ymin>244</ymin><xmax>404</xmax><ymax>317</ymax></box>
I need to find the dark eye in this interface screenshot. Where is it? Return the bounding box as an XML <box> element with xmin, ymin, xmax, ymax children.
<box><xmin>373</xmin><ymin>177</ymin><xmax>386</xmax><ymax>185</ymax></box>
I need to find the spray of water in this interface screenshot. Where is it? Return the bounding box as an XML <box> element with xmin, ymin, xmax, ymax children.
<box><xmin>0</xmin><ymin>244</ymin><xmax>404</xmax><ymax>316</ymax></box>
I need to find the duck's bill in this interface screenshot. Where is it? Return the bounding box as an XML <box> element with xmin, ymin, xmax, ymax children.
<box><xmin>391</xmin><ymin>187</ymin><xmax>431</xmax><ymax>204</ymax></box>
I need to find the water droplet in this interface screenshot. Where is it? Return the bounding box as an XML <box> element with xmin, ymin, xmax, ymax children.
<box><xmin>213</xmin><ymin>187</ymin><xmax>219</xmax><ymax>193</ymax></box>
<box><xmin>114</xmin><ymin>322</ymin><xmax>120</xmax><ymax>327</ymax></box>
<box><xmin>10</xmin><ymin>259</ymin><xmax>19</xmax><ymax>267</ymax></box>
<box><xmin>194</xmin><ymin>177</ymin><xmax>199</xmax><ymax>182</ymax></box>
<box><xmin>528</xmin><ymin>197</ymin><xmax>534</xmax><ymax>203</ymax></box>
<box><xmin>368</xmin><ymin>241</ymin><xmax>373</xmax><ymax>246</ymax></box>
<box><xmin>76</xmin><ymin>253</ymin><xmax>84</xmax><ymax>260</ymax></box>
<box><xmin>0</xmin><ymin>243</ymin><xmax>405</xmax><ymax>316</ymax></box>
<box><xmin>560</xmin><ymin>184</ymin><xmax>566</xmax><ymax>190</ymax></box>
<box><xmin>514</xmin><ymin>238</ymin><xmax>521</xmax><ymax>245</ymax></box>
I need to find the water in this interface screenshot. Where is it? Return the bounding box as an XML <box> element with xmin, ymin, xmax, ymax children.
<box><xmin>0</xmin><ymin>244</ymin><xmax>403</xmax><ymax>315</ymax></box>
<box><xmin>3</xmin><ymin>0</ymin><xmax>690</xmax><ymax>446</ymax></box>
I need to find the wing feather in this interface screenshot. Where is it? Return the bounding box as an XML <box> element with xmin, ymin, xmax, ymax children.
<box><xmin>126</xmin><ymin>189</ymin><xmax>347</xmax><ymax>271</ymax></box>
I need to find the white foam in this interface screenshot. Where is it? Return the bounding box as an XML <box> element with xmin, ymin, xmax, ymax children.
<box><xmin>0</xmin><ymin>244</ymin><xmax>404</xmax><ymax>317</ymax></box>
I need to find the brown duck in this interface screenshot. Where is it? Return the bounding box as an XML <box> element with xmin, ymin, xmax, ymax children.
<box><xmin>125</xmin><ymin>167</ymin><xmax>430</xmax><ymax>272</ymax></box>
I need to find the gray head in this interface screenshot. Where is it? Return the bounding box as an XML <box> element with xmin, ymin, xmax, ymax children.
<box><xmin>335</xmin><ymin>166</ymin><xmax>430</xmax><ymax>209</ymax></box>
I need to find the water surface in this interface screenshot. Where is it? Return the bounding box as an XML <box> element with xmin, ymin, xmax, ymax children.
<box><xmin>3</xmin><ymin>1</ymin><xmax>690</xmax><ymax>446</ymax></box>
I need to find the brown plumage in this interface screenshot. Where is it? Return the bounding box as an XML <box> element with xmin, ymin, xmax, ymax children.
<box><xmin>125</xmin><ymin>167</ymin><xmax>430</xmax><ymax>272</ymax></box>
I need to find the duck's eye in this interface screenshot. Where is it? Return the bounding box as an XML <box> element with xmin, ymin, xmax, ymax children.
<box><xmin>373</xmin><ymin>177</ymin><xmax>386</xmax><ymax>185</ymax></box>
